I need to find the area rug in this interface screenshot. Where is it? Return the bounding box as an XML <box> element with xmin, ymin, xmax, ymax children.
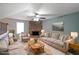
<box><xmin>8</xmin><ymin>41</ymin><xmax>65</xmax><ymax>55</ymax></box>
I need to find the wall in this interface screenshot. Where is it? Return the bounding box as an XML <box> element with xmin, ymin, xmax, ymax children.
<box><xmin>0</xmin><ymin>18</ymin><xmax>29</xmax><ymax>34</ymax></box>
<box><xmin>43</xmin><ymin>12</ymin><xmax>79</xmax><ymax>42</ymax></box>
<box><xmin>42</xmin><ymin>17</ymin><xmax>63</xmax><ymax>32</ymax></box>
<box><xmin>64</xmin><ymin>12</ymin><xmax>79</xmax><ymax>33</ymax></box>
<box><xmin>0</xmin><ymin>22</ymin><xmax>7</xmax><ymax>35</ymax></box>
<box><xmin>64</xmin><ymin>12</ymin><xmax>79</xmax><ymax>42</ymax></box>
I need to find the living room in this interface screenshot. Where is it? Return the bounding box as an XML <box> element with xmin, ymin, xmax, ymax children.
<box><xmin>0</xmin><ymin>3</ymin><xmax>79</xmax><ymax>55</ymax></box>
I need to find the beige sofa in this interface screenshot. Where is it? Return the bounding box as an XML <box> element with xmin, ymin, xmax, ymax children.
<box><xmin>41</xmin><ymin>31</ymin><xmax>69</xmax><ymax>53</ymax></box>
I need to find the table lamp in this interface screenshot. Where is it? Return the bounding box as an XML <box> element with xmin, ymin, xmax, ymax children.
<box><xmin>65</xmin><ymin>32</ymin><xmax>78</xmax><ymax>43</ymax></box>
<box><xmin>8</xmin><ymin>33</ymin><xmax>13</xmax><ymax>38</ymax></box>
<box><xmin>70</xmin><ymin>32</ymin><xmax>78</xmax><ymax>39</ymax></box>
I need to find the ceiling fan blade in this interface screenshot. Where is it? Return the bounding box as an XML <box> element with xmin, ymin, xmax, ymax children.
<box><xmin>40</xmin><ymin>17</ymin><xmax>46</xmax><ymax>19</ymax></box>
<box><xmin>39</xmin><ymin>14</ymin><xmax>56</xmax><ymax>16</ymax></box>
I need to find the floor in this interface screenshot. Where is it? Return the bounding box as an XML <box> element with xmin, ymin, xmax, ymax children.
<box><xmin>8</xmin><ymin>40</ymin><xmax>65</xmax><ymax>55</ymax></box>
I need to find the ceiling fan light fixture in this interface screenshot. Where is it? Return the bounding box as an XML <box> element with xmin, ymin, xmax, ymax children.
<box><xmin>34</xmin><ymin>17</ymin><xmax>39</xmax><ymax>21</ymax></box>
<box><xmin>36</xmin><ymin>15</ymin><xmax>40</xmax><ymax>17</ymax></box>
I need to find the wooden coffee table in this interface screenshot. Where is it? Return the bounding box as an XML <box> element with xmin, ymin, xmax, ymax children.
<box><xmin>30</xmin><ymin>42</ymin><xmax>44</xmax><ymax>54</ymax></box>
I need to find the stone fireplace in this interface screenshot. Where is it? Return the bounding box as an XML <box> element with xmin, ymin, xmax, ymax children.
<box><xmin>29</xmin><ymin>21</ymin><xmax>42</xmax><ymax>36</ymax></box>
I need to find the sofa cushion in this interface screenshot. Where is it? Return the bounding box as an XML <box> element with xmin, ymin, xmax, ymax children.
<box><xmin>54</xmin><ymin>40</ymin><xmax>64</xmax><ymax>46</ymax></box>
<box><xmin>51</xmin><ymin>32</ymin><xmax>60</xmax><ymax>39</ymax></box>
<box><xmin>49</xmin><ymin>38</ymin><xmax>57</xmax><ymax>41</ymax></box>
<box><xmin>47</xmin><ymin>32</ymin><xmax>52</xmax><ymax>37</ymax></box>
<box><xmin>44</xmin><ymin>38</ymin><xmax>64</xmax><ymax>47</ymax></box>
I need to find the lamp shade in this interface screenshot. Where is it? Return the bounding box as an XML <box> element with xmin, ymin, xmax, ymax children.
<box><xmin>70</xmin><ymin>32</ymin><xmax>78</xmax><ymax>39</ymax></box>
<box><xmin>41</xmin><ymin>29</ymin><xmax>45</xmax><ymax>33</ymax></box>
<box><xmin>9</xmin><ymin>33</ymin><xmax>13</xmax><ymax>37</ymax></box>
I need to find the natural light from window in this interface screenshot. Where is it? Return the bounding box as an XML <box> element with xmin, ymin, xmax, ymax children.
<box><xmin>16</xmin><ymin>22</ymin><xmax>24</xmax><ymax>34</ymax></box>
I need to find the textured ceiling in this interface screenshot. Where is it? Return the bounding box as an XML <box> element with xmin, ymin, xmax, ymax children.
<box><xmin>0</xmin><ymin>3</ymin><xmax>79</xmax><ymax>20</ymax></box>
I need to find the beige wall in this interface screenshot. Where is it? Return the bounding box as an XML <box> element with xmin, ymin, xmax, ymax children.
<box><xmin>0</xmin><ymin>18</ymin><xmax>29</xmax><ymax>34</ymax></box>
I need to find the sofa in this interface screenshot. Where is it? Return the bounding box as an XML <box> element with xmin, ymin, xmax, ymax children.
<box><xmin>41</xmin><ymin>31</ymin><xmax>70</xmax><ymax>53</ymax></box>
<box><xmin>0</xmin><ymin>32</ymin><xmax>9</xmax><ymax>55</ymax></box>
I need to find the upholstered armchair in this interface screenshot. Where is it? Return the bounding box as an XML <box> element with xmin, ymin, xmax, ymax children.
<box><xmin>21</xmin><ymin>32</ymin><xmax>30</xmax><ymax>42</ymax></box>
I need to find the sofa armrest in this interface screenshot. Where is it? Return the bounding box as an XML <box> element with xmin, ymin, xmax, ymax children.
<box><xmin>64</xmin><ymin>41</ymin><xmax>69</xmax><ymax>50</ymax></box>
<box><xmin>64</xmin><ymin>39</ymin><xmax>73</xmax><ymax>51</ymax></box>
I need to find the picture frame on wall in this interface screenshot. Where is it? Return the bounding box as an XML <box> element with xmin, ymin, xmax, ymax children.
<box><xmin>52</xmin><ymin>21</ymin><xmax>64</xmax><ymax>31</ymax></box>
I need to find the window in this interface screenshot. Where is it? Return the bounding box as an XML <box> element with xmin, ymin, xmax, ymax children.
<box><xmin>16</xmin><ymin>22</ymin><xmax>24</xmax><ymax>34</ymax></box>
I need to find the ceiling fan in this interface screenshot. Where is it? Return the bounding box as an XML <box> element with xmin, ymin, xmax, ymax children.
<box><xmin>33</xmin><ymin>12</ymin><xmax>46</xmax><ymax>21</ymax></box>
<box><xmin>26</xmin><ymin>11</ymin><xmax>56</xmax><ymax>21</ymax></box>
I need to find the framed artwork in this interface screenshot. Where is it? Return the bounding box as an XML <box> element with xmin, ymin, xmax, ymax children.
<box><xmin>52</xmin><ymin>21</ymin><xmax>64</xmax><ymax>31</ymax></box>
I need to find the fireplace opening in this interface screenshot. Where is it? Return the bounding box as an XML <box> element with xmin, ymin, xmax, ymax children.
<box><xmin>32</xmin><ymin>31</ymin><xmax>39</xmax><ymax>36</ymax></box>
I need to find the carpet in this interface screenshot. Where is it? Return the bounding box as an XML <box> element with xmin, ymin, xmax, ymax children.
<box><xmin>8</xmin><ymin>41</ymin><xmax>65</xmax><ymax>55</ymax></box>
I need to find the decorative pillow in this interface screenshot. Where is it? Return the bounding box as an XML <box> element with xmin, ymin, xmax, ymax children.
<box><xmin>59</xmin><ymin>34</ymin><xmax>65</xmax><ymax>41</ymax></box>
<box><xmin>52</xmin><ymin>32</ymin><xmax>60</xmax><ymax>39</ymax></box>
<box><xmin>47</xmin><ymin>32</ymin><xmax>52</xmax><ymax>37</ymax></box>
<box><xmin>62</xmin><ymin>35</ymin><xmax>68</xmax><ymax>42</ymax></box>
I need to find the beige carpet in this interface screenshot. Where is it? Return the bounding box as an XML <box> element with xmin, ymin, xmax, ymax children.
<box><xmin>8</xmin><ymin>41</ymin><xmax>65</xmax><ymax>55</ymax></box>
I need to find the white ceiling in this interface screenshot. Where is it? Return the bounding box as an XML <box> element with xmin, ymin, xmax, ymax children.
<box><xmin>0</xmin><ymin>3</ymin><xmax>79</xmax><ymax>20</ymax></box>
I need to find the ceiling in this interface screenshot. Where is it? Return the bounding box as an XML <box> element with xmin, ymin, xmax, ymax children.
<box><xmin>0</xmin><ymin>3</ymin><xmax>79</xmax><ymax>20</ymax></box>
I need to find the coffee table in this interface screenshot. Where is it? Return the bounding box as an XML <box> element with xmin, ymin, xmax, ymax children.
<box><xmin>29</xmin><ymin>42</ymin><xmax>44</xmax><ymax>54</ymax></box>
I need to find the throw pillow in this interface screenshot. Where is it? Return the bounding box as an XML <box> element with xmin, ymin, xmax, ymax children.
<box><xmin>62</xmin><ymin>35</ymin><xmax>68</xmax><ymax>42</ymax></box>
<box><xmin>59</xmin><ymin>35</ymin><xmax>64</xmax><ymax>41</ymax></box>
<box><xmin>52</xmin><ymin>32</ymin><xmax>60</xmax><ymax>39</ymax></box>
